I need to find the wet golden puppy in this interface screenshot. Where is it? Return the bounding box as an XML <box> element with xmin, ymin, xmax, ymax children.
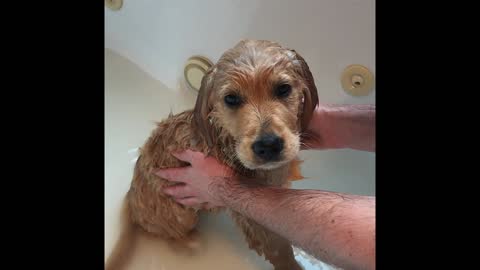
<box><xmin>106</xmin><ymin>39</ymin><xmax>319</xmax><ymax>270</ymax></box>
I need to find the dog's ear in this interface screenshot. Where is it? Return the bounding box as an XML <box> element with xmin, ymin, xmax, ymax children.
<box><xmin>289</xmin><ymin>49</ymin><xmax>319</xmax><ymax>132</ymax></box>
<box><xmin>192</xmin><ymin>66</ymin><xmax>217</xmax><ymax>148</ymax></box>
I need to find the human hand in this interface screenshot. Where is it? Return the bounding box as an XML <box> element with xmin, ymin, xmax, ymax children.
<box><xmin>154</xmin><ymin>150</ymin><xmax>235</xmax><ymax>209</ymax></box>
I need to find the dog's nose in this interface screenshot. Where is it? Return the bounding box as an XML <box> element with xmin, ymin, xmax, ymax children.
<box><xmin>252</xmin><ymin>134</ymin><xmax>284</xmax><ymax>161</ymax></box>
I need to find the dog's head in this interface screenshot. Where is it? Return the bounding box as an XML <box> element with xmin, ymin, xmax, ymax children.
<box><xmin>194</xmin><ymin>40</ymin><xmax>318</xmax><ymax>170</ymax></box>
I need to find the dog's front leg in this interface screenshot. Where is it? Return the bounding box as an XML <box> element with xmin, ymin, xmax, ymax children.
<box><xmin>231</xmin><ymin>211</ymin><xmax>302</xmax><ymax>270</ymax></box>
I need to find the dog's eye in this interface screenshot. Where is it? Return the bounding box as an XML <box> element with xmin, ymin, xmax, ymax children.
<box><xmin>224</xmin><ymin>94</ymin><xmax>242</xmax><ymax>107</ymax></box>
<box><xmin>275</xmin><ymin>84</ymin><xmax>292</xmax><ymax>98</ymax></box>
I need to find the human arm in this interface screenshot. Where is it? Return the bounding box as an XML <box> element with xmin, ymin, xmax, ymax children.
<box><xmin>156</xmin><ymin>150</ymin><xmax>375</xmax><ymax>270</ymax></box>
<box><xmin>302</xmin><ymin>104</ymin><xmax>375</xmax><ymax>152</ymax></box>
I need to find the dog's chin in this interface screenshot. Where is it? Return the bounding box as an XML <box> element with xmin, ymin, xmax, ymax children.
<box><xmin>239</xmin><ymin>158</ymin><xmax>291</xmax><ymax>171</ymax></box>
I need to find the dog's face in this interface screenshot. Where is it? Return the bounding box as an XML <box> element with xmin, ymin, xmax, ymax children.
<box><xmin>194</xmin><ymin>40</ymin><xmax>318</xmax><ymax>170</ymax></box>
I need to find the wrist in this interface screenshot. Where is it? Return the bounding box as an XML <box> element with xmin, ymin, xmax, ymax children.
<box><xmin>208</xmin><ymin>175</ymin><xmax>242</xmax><ymax>207</ymax></box>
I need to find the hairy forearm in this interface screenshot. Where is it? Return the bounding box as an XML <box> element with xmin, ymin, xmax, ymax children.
<box><xmin>216</xmin><ymin>181</ymin><xmax>375</xmax><ymax>270</ymax></box>
<box><xmin>317</xmin><ymin>105</ymin><xmax>375</xmax><ymax>152</ymax></box>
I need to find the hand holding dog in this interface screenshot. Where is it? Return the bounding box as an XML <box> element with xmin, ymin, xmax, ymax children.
<box><xmin>155</xmin><ymin>150</ymin><xmax>235</xmax><ymax>209</ymax></box>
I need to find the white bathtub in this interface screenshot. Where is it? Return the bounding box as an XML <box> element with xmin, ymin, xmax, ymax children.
<box><xmin>105</xmin><ymin>1</ymin><xmax>374</xmax><ymax>269</ymax></box>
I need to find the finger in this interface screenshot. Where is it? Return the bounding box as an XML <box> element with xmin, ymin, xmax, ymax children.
<box><xmin>154</xmin><ymin>167</ymin><xmax>192</xmax><ymax>183</ymax></box>
<box><xmin>163</xmin><ymin>184</ymin><xmax>194</xmax><ymax>198</ymax></box>
<box><xmin>176</xmin><ymin>197</ymin><xmax>201</xmax><ymax>207</ymax></box>
<box><xmin>171</xmin><ymin>150</ymin><xmax>205</xmax><ymax>165</ymax></box>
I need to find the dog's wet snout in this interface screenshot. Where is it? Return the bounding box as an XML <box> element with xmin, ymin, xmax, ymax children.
<box><xmin>252</xmin><ymin>133</ymin><xmax>284</xmax><ymax>161</ymax></box>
